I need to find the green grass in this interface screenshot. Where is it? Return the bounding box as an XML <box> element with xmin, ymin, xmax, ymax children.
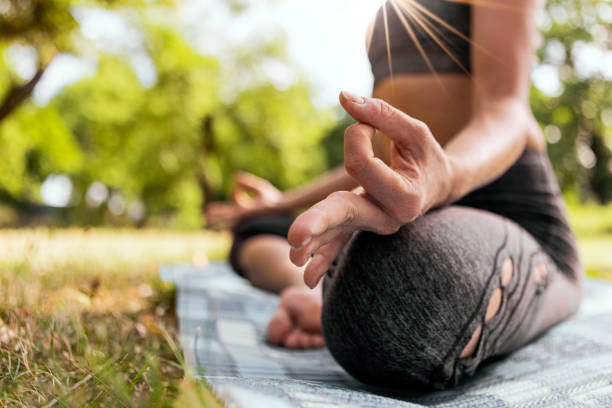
<box><xmin>567</xmin><ymin>202</ymin><xmax>612</xmax><ymax>280</ymax></box>
<box><xmin>0</xmin><ymin>229</ymin><xmax>229</xmax><ymax>407</ymax></box>
<box><xmin>0</xmin><ymin>204</ymin><xmax>610</xmax><ymax>406</ymax></box>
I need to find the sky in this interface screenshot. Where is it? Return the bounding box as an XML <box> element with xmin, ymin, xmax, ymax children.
<box><xmin>178</xmin><ymin>0</ymin><xmax>384</xmax><ymax>107</ymax></box>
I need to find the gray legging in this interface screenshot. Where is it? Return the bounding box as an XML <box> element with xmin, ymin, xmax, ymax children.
<box><xmin>230</xmin><ymin>149</ymin><xmax>583</xmax><ymax>390</ymax></box>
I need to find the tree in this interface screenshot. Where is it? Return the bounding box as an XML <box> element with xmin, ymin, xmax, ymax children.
<box><xmin>0</xmin><ymin>0</ymin><xmax>159</xmax><ymax>122</ymax></box>
<box><xmin>531</xmin><ymin>0</ymin><xmax>612</xmax><ymax>203</ymax></box>
<box><xmin>0</xmin><ymin>1</ymin><xmax>334</xmax><ymax>228</ymax></box>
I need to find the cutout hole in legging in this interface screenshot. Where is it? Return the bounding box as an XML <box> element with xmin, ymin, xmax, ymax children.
<box><xmin>460</xmin><ymin>257</ymin><xmax>513</xmax><ymax>359</ymax></box>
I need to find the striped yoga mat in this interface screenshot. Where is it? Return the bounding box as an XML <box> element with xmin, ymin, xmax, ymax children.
<box><xmin>161</xmin><ymin>262</ymin><xmax>612</xmax><ymax>407</ymax></box>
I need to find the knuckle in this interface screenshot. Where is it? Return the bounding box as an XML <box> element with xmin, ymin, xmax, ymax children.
<box><xmin>387</xmin><ymin>207</ymin><xmax>406</xmax><ymax>224</ymax></box>
<box><xmin>344</xmin><ymin>123</ymin><xmax>362</xmax><ymax>137</ymax></box>
<box><xmin>328</xmin><ymin>190</ymin><xmax>351</xmax><ymax>205</ymax></box>
<box><xmin>412</xmin><ymin>119</ymin><xmax>430</xmax><ymax>137</ymax></box>
<box><xmin>377</xmin><ymin>99</ymin><xmax>395</xmax><ymax>119</ymax></box>
<box><xmin>344</xmin><ymin>154</ymin><xmax>366</xmax><ymax>176</ymax></box>
<box><xmin>379</xmin><ymin>221</ymin><xmax>400</xmax><ymax>235</ymax></box>
<box><xmin>328</xmin><ymin>191</ymin><xmax>358</xmax><ymax>224</ymax></box>
<box><xmin>404</xmin><ymin>195</ymin><xmax>425</xmax><ymax>223</ymax></box>
<box><xmin>344</xmin><ymin>149</ymin><xmax>367</xmax><ymax>176</ymax></box>
<box><xmin>344</xmin><ymin>201</ymin><xmax>359</xmax><ymax>224</ymax></box>
<box><xmin>344</xmin><ymin>125</ymin><xmax>357</xmax><ymax>142</ymax></box>
<box><xmin>310</xmin><ymin>205</ymin><xmax>330</xmax><ymax>226</ymax></box>
<box><xmin>385</xmin><ymin>195</ymin><xmax>423</xmax><ymax>225</ymax></box>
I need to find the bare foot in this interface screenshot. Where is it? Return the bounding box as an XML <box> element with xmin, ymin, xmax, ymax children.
<box><xmin>266</xmin><ymin>285</ymin><xmax>325</xmax><ymax>349</ymax></box>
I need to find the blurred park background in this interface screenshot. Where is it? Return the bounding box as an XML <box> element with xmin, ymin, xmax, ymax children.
<box><xmin>0</xmin><ymin>0</ymin><xmax>611</xmax><ymax>406</ymax></box>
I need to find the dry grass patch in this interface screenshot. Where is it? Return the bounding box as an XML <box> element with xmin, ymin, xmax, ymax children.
<box><xmin>0</xmin><ymin>228</ymin><xmax>229</xmax><ymax>407</ymax></box>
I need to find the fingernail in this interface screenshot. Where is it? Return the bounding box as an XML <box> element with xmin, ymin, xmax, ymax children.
<box><xmin>341</xmin><ymin>91</ymin><xmax>366</xmax><ymax>104</ymax></box>
<box><xmin>305</xmin><ymin>273</ymin><xmax>317</xmax><ymax>289</ymax></box>
<box><xmin>306</xmin><ymin>255</ymin><xmax>324</xmax><ymax>288</ymax></box>
<box><xmin>300</xmin><ymin>237</ymin><xmax>312</xmax><ymax>248</ymax></box>
<box><xmin>291</xmin><ymin>237</ymin><xmax>311</xmax><ymax>250</ymax></box>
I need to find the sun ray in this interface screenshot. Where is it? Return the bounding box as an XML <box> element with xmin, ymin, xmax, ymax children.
<box><xmin>405</xmin><ymin>3</ymin><xmax>489</xmax><ymax>97</ymax></box>
<box><xmin>396</xmin><ymin>0</ymin><xmax>471</xmax><ymax>76</ymax></box>
<box><xmin>382</xmin><ymin>3</ymin><xmax>396</xmax><ymax>99</ymax></box>
<box><xmin>373</xmin><ymin>0</ymin><xmax>513</xmax><ymax>103</ymax></box>
<box><xmin>387</xmin><ymin>0</ymin><xmax>452</xmax><ymax>99</ymax></box>
<box><xmin>410</xmin><ymin>3</ymin><xmax>455</xmax><ymax>51</ymax></box>
<box><xmin>401</xmin><ymin>0</ymin><xmax>500</xmax><ymax>62</ymax></box>
<box><xmin>399</xmin><ymin>0</ymin><xmax>457</xmax><ymax>57</ymax></box>
<box><xmin>365</xmin><ymin>16</ymin><xmax>376</xmax><ymax>55</ymax></box>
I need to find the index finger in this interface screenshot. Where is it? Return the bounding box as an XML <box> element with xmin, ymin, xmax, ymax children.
<box><xmin>339</xmin><ymin>91</ymin><xmax>429</xmax><ymax>148</ymax></box>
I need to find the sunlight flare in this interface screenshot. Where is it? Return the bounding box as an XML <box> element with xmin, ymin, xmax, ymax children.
<box><xmin>362</xmin><ymin>0</ymin><xmax>502</xmax><ymax>94</ymax></box>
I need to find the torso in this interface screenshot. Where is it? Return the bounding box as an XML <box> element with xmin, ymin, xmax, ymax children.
<box><xmin>372</xmin><ymin>75</ymin><xmax>546</xmax><ymax>162</ymax></box>
<box><xmin>373</xmin><ymin>75</ymin><xmax>472</xmax><ymax>147</ymax></box>
<box><xmin>367</xmin><ymin>1</ymin><xmax>546</xmax><ymax>161</ymax></box>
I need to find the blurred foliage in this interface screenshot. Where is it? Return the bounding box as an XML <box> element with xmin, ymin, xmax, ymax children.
<box><xmin>0</xmin><ymin>0</ymin><xmax>609</xmax><ymax>228</ymax></box>
<box><xmin>0</xmin><ymin>0</ymin><xmax>333</xmax><ymax>228</ymax></box>
<box><xmin>531</xmin><ymin>0</ymin><xmax>612</xmax><ymax>203</ymax></box>
<box><xmin>0</xmin><ymin>0</ymin><xmax>173</xmax><ymax>120</ymax></box>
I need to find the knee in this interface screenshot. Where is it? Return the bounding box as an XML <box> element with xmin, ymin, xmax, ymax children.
<box><xmin>321</xmin><ymin>220</ymin><xmax>486</xmax><ymax>389</ymax></box>
<box><xmin>228</xmin><ymin>214</ymin><xmax>294</xmax><ymax>277</ymax></box>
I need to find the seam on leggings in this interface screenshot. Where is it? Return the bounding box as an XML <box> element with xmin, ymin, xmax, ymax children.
<box><xmin>488</xmin><ymin>247</ymin><xmax>543</xmax><ymax>354</ymax></box>
<box><xmin>487</xmin><ymin>239</ymin><xmax>536</xmax><ymax>352</ymax></box>
<box><xmin>494</xmin><ymin>286</ymin><xmax>540</xmax><ymax>353</ymax></box>
<box><xmin>452</xmin><ymin>223</ymin><xmax>521</xmax><ymax>377</ymax></box>
<box><xmin>487</xmin><ymin>220</ymin><xmax>524</xmax><ymax>335</ymax></box>
<box><xmin>505</xmin><ymin>239</ymin><xmax>523</xmax><ymax>301</ymax></box>
<box><xmin>486</xmin><ymin>219</ymin><xmax>525</xmax><ymax>333</ymax></box>
<box><xmin>452</xmin><ymin>228</ymin><xmax>516</xmax><ymax>376</ymax></box>
<box><xmin>439</xmin><ymin>223</ymin><xmax>510</xmax><ymax>371</ymax></box>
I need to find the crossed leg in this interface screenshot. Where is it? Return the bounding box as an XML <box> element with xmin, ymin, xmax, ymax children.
<box><xmin>238</xmin><ymin>235</ymin><xmax>306</xmax><ymax>293</ymax></box>
<box><xmin>267</xmin><ymin>236</ymin><xmax>518</xmax><ymax>360</ymax></box>
<box><xmin>264</xmin><ymin>210</ymin><xmax>552</xmax><ymax>367</ymax></box>
<box><xmin>318</xmin><ymin>206</ymin><xmax>582</xmax><ymax>389</ymax></box>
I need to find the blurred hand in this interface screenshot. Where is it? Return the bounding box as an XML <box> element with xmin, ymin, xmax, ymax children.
<box><xmin>205</xmin><ymin>172</ymin><xmax>283</xmax><ymax>228</ymax></box>
<box><xmin>288</xmin><ymin>92</ymin><xmax>455</xmax><ymax>288</ymax></box>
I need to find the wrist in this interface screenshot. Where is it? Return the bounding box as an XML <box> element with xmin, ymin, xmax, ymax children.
<box><xmin>274</xmin><ymin>194</ymin><xmax>294</xmax><ymax>212</ymax></box>
<box><xmin>441</xmin><ymin>153</ymin><xmax>471</xmax><ymax>206</ymax></box>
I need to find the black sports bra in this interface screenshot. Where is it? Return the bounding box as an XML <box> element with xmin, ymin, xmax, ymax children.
<box><xmin>367</xmin><ymin>0</ymin><xmax>471</xmax><ymax>85</ymax></box>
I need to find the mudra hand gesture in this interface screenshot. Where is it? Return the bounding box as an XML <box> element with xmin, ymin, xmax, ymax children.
<box><xmin>288</xmin><ymin>91</ymin><xmax>455</xmax><ymax>288</ymax></box>
<box><xmin>205</xmin><ymin>172</ymin><xmax>283</xmax><ymax>228</ymax></box>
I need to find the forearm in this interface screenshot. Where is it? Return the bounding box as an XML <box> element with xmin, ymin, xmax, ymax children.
<box><xmin>443</xmin><ymin>99</ymin><xmax>531</xmax><ymax>204</ymax></box>
<box><xmin>277</xmin><ymin>166</ymin><xmax>359</xmax><ymax>212</ymax></box>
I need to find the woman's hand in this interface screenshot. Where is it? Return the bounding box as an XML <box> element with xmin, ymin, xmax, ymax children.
<box><xmin>205</xmin><ymin>172</ymin><xmax>283</xmax><ymax>228</ymax></box>
<box><xmin>288</xmin><ymin>91</ymin><xmax>457</xmax><ymax>288</ymax></box>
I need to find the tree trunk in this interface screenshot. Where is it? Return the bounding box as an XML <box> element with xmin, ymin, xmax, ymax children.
<box><xmin>197</xmin><ymin>114</ymin><xmax>216</xmax><ymax>210</ymax></box>
<box><xmin>590</xmin><ymin>134</ymin><xmax>612</xmax><ymax>204</ymax></box>
<box><xmin>0</xmin><ymin>67</ymin><xmax>46</xmax><ymax>123</ymax></box>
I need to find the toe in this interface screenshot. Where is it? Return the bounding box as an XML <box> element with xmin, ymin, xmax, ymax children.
<box><xmin>282</xmin><ymin>289</ymin><xmax>322</xmax><ymax>333</ymax></box>
<box><xmin>312</xmin><ymin>335</ymin><xmax>325</xmax><ymax>348</ymax></box>
<box><xmin>303</xmin><ymin>333</ymin><xmax>325</xmax><ymax>349</ymax></box>
<box><xmin>298</xmin><ymin>330</ymin><xmax>313</xmax><ymax>349</ymax></box>
<box><xmin>284</xmin><ymin>330</ymin><xmax>302</xmax><ymax>348</ymax></box>
<box><xmin>267</xmin><ymin>307</ymin><xmax>292</xmax><ymax>345</ymax></box>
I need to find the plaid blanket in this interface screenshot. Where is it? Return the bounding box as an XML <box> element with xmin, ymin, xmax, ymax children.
<box><xmin>161</xmin><ymin>262</ymin><xmax>612</xmax><ymax>407</ymax></box>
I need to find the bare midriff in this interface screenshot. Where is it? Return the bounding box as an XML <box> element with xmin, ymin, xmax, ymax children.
<box><xmin>371</xmin><ymin>74</ymin><xmax>545</xmax><ymax>162</ymax></box>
